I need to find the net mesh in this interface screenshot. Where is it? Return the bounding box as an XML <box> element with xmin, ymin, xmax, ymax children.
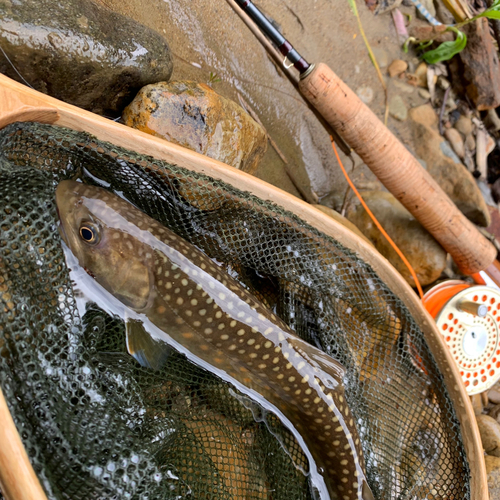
<box><xmin>0</xmin><ymin>121</ymin><xmax>470</xmax><ymax>500</ymax></box>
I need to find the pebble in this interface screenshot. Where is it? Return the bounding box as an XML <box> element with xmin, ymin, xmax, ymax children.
<box><xmin>444</xmin><ymin>128</ymin><xmax>465</xmax><ymax>159</ymax></box>
<box><xmin>123</xmin><ymin>81</ymin><xmax>267</xmax><ymax>174</ymax></box>
<box><xmin>455</xmin><ymin>115</ymin><xmax>473</xmax><ymax>136</ymax></box>
<box><xmin>409</xmin><ymin>104</ymin><xmax>490</xmax><ymax>227</ymax></box>
<box><xmin>439</xmin><ymin>140</ymin><xmax>461</xmax><ymax>164</ymax></box>
<box><xmin>490</xmin><ymin>389</ymin><xmax>500</xmax><ymax>405</ymax></box>
<box><xmin>465</xmin><ymin>133</ymin><xmax>476</xmax><ymax>151</ymax></box>
<box><xmin>477</xmin><ymin>414</ymin><xmax>500</xmax><ymax>456</ymax></box>
<box><xmin>414</xmin><ymin>62</ymin><xmax>428</xmax><ymax>88</ymax></box>
<box><xmin>389</xmin><ymin>95</ymin><xmax>408</xmax><ymax>121</ymax></box>
<box><xmin>388</xmin><ymin>59</ymin><xmax>408</xmax><ymax>77</ymax></box>
<box><xmin>418</xmin><ymin>89</ymin><xmax>431</xmax><ymax>100</ymax></box>
<box><xmin>392</xmin><ymin>80</ymin><xmax>416</xmax><ymax>94</ymax></box>
<box><xmin>346</xmin><ymin>190</ymin><xmax>447</xmax><ymax>286</ymax></box>
<box><xmin>356</xmin><ymin>85</ymin><xmax>374</xmax><ymax>104</ymax></box>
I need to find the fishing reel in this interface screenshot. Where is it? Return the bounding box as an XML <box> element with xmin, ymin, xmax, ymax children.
<box><xmin>424</xmin><ymin>278</ymin><xmax>500</xmax><ymax>395</ymax></box>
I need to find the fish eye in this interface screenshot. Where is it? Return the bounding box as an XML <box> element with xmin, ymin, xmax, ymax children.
<box><xmin>79</xmin><ymin>223</ymin><xmax>100</xmax><ymax>245</ymax></box>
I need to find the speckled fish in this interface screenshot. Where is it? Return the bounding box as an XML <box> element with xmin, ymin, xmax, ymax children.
<box><xmin>56</xmin><ymin>179</ymin><xmax>375</xmax><ymax>500</ymax></box>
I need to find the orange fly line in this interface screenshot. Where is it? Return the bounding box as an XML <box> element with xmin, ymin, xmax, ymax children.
<box><xmin>331</xmin><ymin>139</ymin><xmax>424</xmax><ymax>300</ymax></box>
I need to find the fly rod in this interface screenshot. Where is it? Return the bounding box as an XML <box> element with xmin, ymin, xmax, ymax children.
<box><xmin>227</xmin><ymin>0</ymin><xmax>498</xmax><ymax>282</ymax></box>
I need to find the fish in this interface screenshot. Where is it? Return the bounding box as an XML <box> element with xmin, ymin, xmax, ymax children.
<box><xmin>56</xmin><ymin>179</ymin><xmax>375</xmax><ymax>500</ymax></box>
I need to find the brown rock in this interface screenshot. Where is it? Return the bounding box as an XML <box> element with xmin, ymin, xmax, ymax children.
<box><xmin>388</xmin><ymin>59</ymin><xmax>408</xmax><ymax>77</ymax></box>
<box><xmin>477</xmin><ymin>414</ymin><xmax>500</xmax><ymax>456</ymax></box>
<box><xmin>444</xmin><ymin>128</ymin><xmax>465</xmax><ymax>158</ymax></box>
<box><xmin>414</xmin><ymin>62</ymin><xmax>428</xmax><ymax>88</ymax></box>
<box><xmin>455</xmin><ymin>115</ymin><xmax>473</xmax><ymax>136</ymax></box>
<box><xmin>485</xmin><ymin>455</ymin><xmax>500</xmax><ymax>498</ymax></box>
<box><xmin>123</xmin><ymin>81</ymin><xmax>267</xmax><ymax>174</ymax></box>
<box><xmin>409</xmin><ymin>104</ymin><xmax>491</xmax><ymax>227</ymax></box>
<box><xmin>346</xmin><ymin>191</ymin><xmax>447</xmax><ymax>287</ymax></box>
<box><xmin>460</xmin><ymin>18</ymin><xmax>500</xmax><ymax>110</ymax></box>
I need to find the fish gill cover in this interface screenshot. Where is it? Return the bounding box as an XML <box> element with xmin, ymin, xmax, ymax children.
<box><xmin>0</xmin><ymin>121</ymin><xmax>469</xmax><ymax>500</ymax></box>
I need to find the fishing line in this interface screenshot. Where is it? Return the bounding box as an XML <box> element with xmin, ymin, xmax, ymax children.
<box><xmin>0</xmin><ymin>44</ymin><xmax>34</xmax><ymax>90</ymax></box>
<box><xmin>330</xmin><ymin>138</ymin><xmax>425</xmax><ymax>299</ymax></box>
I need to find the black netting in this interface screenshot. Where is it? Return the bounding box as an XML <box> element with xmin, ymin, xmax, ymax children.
<box><xmin>0</xmin><ymin>121</ymin><xmax>470</xmax><ymax>500</ymax></box>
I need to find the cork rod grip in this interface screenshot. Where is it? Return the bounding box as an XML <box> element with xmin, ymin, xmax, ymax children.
<box><xmin>299</xmin><ymin>63</ymin><xmax>496</xmax><ymax>275</ymax></box>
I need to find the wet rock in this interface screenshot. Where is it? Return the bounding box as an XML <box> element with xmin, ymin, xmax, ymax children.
<box><xmin>455</xmin><ymin>115</ymin><xmax>473</xmax><ymax>136</ymax></box>
<box><xmin>123</xmin><ymin>81</ymin><xmax>267</xmax><ymax>174</ymax></box>
<box><xmin>356</xmin><ymin>85</ymin><xmax>374</xmax><ymax>104</ymax></box>
<box><xmin>312</xmin><ymin>205</ymin><xmax>373</xmax><ymax>245</ymax></box>
<box><xmin>485</xmin><ymin>455</ymin><xmax>500</xmax><ymax>498</ymax></box>
<box><xmin>409</xmin><ymin>104</ymin><xmax>491</xmax><ymax>227</ymax></box>
<box><xmin>388</xmin><ymin>59</ymin><xmax>408</xmax><ymax>77</ymax></box>
<box><xmin>389</xmin><ymin>95</ymin><xmax>408</xmax><ymax>121</ymax></box>
<box><xmin>444</xmin><ymin>128</ymin><xmax>465</xmax><ymax>158</ymax></box>
<box><xmin>346</xmin><ymin>191</ymin><xmax>447</xmax><ymax>286</ymax></box>
<box><xmin>0</xmin><ymin>0</ymin><xmax>173</xmax><ymax>116</ymax></box>
<box><xmin>477</xmin><ymin>414</ymin><xmax>500</xmax><ymax>456</ymax></box>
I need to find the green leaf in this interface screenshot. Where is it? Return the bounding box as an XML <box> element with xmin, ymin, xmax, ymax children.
<box><xmin>421</xmin><ymin>28</ymin><xmax>467</xmax><ymax>64</ymax></box>
<box><xmin>478</xmin><ymin>9</ymin><xmax>500</xmax><ymax>18</ymax></box>
<box><xmin>477</xmin><ymin>0</ymin><xmax>500</xmax><ymax>19</ymax></box>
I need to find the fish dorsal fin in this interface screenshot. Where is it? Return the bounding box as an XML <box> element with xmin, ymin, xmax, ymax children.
<box><xmin>125</xmin><ymin>319</ymin><xmax>171</xmax><ymax>371</ymax></box>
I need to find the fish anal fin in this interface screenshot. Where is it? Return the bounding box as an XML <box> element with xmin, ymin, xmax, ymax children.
<box><xmin>126</xmin><ymin>319</ymin><xmax>171</xmax><ymax>371</ymax></box>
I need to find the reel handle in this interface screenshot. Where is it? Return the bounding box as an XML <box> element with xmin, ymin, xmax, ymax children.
<box><xmin>299</xmin><ymin>62</ymin><xmax>496</xmax><ymax>276</ymax></box>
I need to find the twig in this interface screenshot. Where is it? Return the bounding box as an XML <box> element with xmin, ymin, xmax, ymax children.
<box><xmin>439</xmin><ymin>86</ymin><xmax>450</xmax><ymax>136</ymax></box>
<box><xmin>348</xmin><ymin>0</ymin><xmax>389</xmax><ymax>125</ymax></box>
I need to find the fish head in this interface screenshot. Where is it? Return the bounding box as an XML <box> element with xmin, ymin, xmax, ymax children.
<box><xmin>56</xmin><ymin>180</ymin><xmax>153</xmax><ymax>311</ymax></box>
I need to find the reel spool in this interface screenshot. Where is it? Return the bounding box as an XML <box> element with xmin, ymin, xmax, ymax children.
<box><xmin>424</xmin><ymin>281</ymin><xmax>500</xmax><ymax>395</ymax></box>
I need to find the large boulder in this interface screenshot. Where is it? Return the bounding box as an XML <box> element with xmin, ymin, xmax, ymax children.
<box><xmin>123</xmin><ymin>81</ymin><xmax>268</xmax><ymax>174</ymax></box>
<box><xmin>0</xmin><ymin>0</ymin><xmax>173</xmax><ymax>116</ymax></box>
<box><xmin>346</xmin><ymin>191</ymin><xmax>447</xmax><ymax>287</ymax></box>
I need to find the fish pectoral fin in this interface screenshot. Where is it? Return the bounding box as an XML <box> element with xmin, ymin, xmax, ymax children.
<box><xmin>126</xmin><ymin>319</ymin><xmax>171</xmax><ymax>371</ymax></box>
<box><xmin>362</xmin><ymin>480</ymin><xmax>375</xmax><ymax>500</ymax></box>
